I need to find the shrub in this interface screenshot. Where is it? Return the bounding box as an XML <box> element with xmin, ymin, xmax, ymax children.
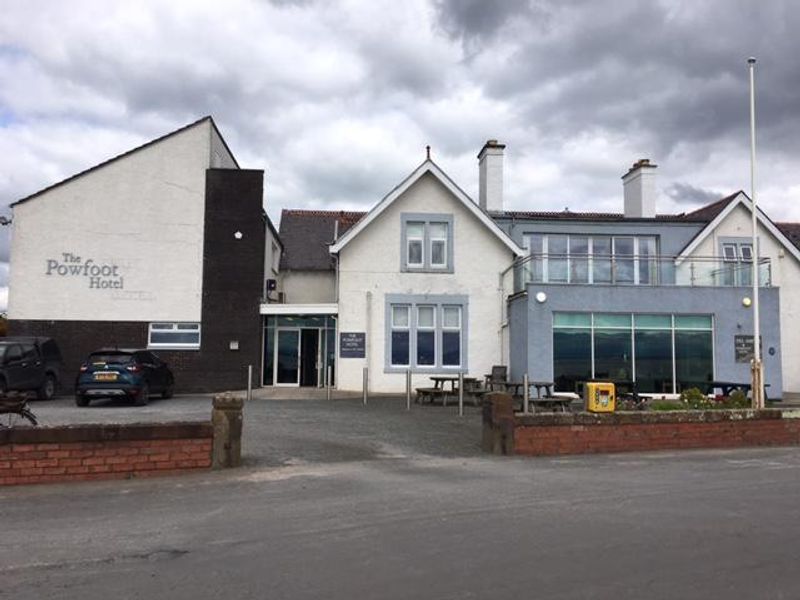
<box><xmin>679</xmin><ymin>387</ymin><xmax>714</xmax><ymax>409</ymax></box>
<box><xmin>649</xmin><ymin>400</ymin><xmax>685</xmax><ymax>411</ymax></box>
<box><xmin>723</xmin><ymin>389</ymin><xmax>751</xmax><ymax>409</ymax></box>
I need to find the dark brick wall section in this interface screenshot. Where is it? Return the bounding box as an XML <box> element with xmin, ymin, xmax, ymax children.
<box><xmin>0</xmin><ymin>422</ymin><xmax>212</xmax><ymax>486</ymax></box>
<box><xmin>201</xmin><ymin>168</ymin><xmax>266</xmax><ymax>392</ymax></box>
<box><xmin>8</xmin><ymin>168</ymin><xmax>266</xmax><ymax>394</ymax></box>
<box><xmin>482</xmin><ymin>395</ymin><xmax>800</xmax><ymax>456</ymax></box>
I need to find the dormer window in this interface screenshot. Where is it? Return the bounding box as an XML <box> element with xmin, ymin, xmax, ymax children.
<box><xmin>401</xmin><ymin>214</ymin><xmax>454</xmax><ymax>273</ymax></box>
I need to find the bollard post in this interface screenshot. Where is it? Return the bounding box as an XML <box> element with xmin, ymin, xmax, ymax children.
<box><xmin>363</xmin><ymin>367</ymin><xmax>368</xmax><ymax>406</ymax></box>
<box><xmin>523</xmin><ymin>373</ymin><xmax>530</xmax><ymax>414</ymax></box>
<box><xmin>247</xmin><ymin>365</ymin><xmax>253</xmax><ymax>402</ymax></box>
<box><xmin>212</xmin><ymin>393</ymin><xmax>244</xmax><ymax>469</ymax></box>
<box><xmin>326</xmin><ymin>365</ymin><xmax>332</xmax><ymax>401</ymax></box>
<box><xmin>406</xmin><ymin>369</ymin><xmax>412</xmax><ymax>411</ymax></box>
<box><xmin>458</xmin><ymin>372</ymin><xmax>464</xmax><ymax>417</ymax></box>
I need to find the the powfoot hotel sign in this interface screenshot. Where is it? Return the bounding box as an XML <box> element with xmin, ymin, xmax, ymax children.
<box><xmin>45</xmin><ymin>252</ymin><xmax>124</xmax><ymax>289</ymax></box>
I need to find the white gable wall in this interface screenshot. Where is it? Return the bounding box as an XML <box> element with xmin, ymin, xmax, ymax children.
<box><xmin>9</xmin><ymin>120</ymin><xmax>215</xmax><ymax>322</ymax></box>
<box><xmin>690</xmin><ymin>203</ymin><xmax>800</xmax><ymax>394</ymax></box>
<box><xmin>336</xmin><ymin>172</ymin><xmax>515</xmax><ymax>393</ymax></box>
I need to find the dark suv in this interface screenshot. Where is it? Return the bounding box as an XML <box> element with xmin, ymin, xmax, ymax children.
<box><xmin>75</xmin><ymin>349</ymin><xmax>174</xmax><ymax>407</ymax></box>
<box><xmin>0</xmin><ymin>337</ymin><xmax>63</xmax><ymax>400</ymax></box>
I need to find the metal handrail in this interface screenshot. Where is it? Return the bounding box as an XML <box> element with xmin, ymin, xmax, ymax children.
<box><xmin>512</xmin><ymin>253</ymin><xmax>772</xmax><ymax>290</ymax></box>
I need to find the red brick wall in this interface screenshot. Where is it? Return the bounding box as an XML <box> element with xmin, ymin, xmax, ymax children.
<box><xmin>0</xmin><ymin>423</ymin><xmax>212</xmax><ymax>486</ymax></box>
<box><xmin>481</xmin><ymin>393</ymin><xmax>800</xmax><ymax>456</ymax></box>
<box><xmin>515</xmin><ymin>419</ymin><xmax>800</xmax><ymax>456</ymax></box>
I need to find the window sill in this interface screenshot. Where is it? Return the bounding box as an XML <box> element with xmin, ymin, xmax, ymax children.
<box><xmin>147</xmin><ymin>346</ymin><xmax>201</xmax><ymax>352</ymax></box>
<box><xmin>384</xmin><ymin>365</ymin><xmax>467</xmax><ymax>374</ymax></box>
<box><xmin>401</xmin><ymin>266</ymin><xmax>454</xmax><ymax>274</ymax></box>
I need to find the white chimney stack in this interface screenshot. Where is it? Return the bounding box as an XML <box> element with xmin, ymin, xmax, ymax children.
<box><xmin>622</xmin><ymin>158</ymin><xmax>657</xmax><ymax>218</ymax></box>
<box><xmin>478</xmin><ymin>139</ymin><xmax>505</xmax><ymax>212</ymax></box>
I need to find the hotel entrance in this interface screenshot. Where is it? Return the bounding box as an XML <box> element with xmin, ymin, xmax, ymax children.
<box><xmin>262</xmin><ymin>312</ymin><xmax>337</xmax><ymax>387</ymax></box>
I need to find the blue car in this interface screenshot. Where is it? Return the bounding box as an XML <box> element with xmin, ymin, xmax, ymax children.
<box><xmin>75</xmin><ymin>349</ymin><xmax>174</xmax><ymax>407</ymax></box>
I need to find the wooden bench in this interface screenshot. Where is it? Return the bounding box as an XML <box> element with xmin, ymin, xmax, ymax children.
<box><xmin>415</xmin><ymin>387</ymin><xmax>446</xmax><ymax>405</ymax></box>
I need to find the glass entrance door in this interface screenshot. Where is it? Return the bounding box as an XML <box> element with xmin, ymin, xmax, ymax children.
<box><xmin>274</xmin><ymin>328</ymin><xmax>300</xmax><ymax>386</ymax></box>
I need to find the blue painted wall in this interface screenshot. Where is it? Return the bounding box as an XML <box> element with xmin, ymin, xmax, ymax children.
<box><xmin>508</xmin><ymin>283</ymin><xmax>782</xmax><ymax>398</ymax></box>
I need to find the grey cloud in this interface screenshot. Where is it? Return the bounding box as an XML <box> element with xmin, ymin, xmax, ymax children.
<box><xmin>664</xmin><ymin>182</ymin><xmax>724</xmax><ymax>206</ymax></box>
<box><xmin>433</xmin><ymin>0</ymin><xmax>544</xmax><ymax>44</ymax></box>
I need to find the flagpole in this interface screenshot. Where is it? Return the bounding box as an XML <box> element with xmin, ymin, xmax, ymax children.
<box><xmin>748</xmin><ymin>56</ymin><xmax>764</xmax><ymax>409</ymax></box>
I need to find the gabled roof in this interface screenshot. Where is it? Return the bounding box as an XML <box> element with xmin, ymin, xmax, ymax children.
<box><xmin>279</xmin><ymin>210</ymin><xmax>364</xmax><ymax>271</ymax></box>
<box><xmin>11</xmin><ymin>116</ymin><xmax>237</xmax><ymax>208</ymax></box>
<box><xmin>328</xmin><ymin>159</ymin><xmax>525</xmax><ymax>257</ymax></box>
<box><xmin>676</xmin><ymin>191</ymin><xmax>800</xmax><ymax>263</ymax></box>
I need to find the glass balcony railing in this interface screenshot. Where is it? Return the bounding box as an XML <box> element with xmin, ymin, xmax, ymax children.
<box><xmin>511</xmin><ymin>253</ymin><xmax>772</xmax><ymax>293</ymax></box>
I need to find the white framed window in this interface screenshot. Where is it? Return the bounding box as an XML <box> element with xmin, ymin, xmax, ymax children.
<box><xmin>441</xmin><ymin>306</ymin><xmax>461</xmax><ymax>367</ymax></box>
<box><xmin>722</xmin><ymin>243</ymin><xmax>738</xmax><ymax>262</ymax></box>
<box><xmin>148</xmin><ymin>322</ymin><xmax>201</xmax><ymax>349</ymax></box>
<box><xmin>386</xmin><ymin>296</ymin><xmax>468</xmax><ymax>372</ymax></box>
<box><xmin>406</xmin><ymin>222</ymin><xmax>424</xmax><ymax>267</ymax></box>
<box><xmin>416</xmin><ymin>305</ymin><xmax>436</xmax><ymax>366</ymax></box>
<box><xmin>390</xmin><ymin>306</ymin><xmax>410</xmax><ymax>366</ymax></box>
<box><xmin>401</xmin><ymin>214</ymin><xmax>454</xmax><ymax>272</ymax></box>
<box><xmin>739</xmin><ymin>244</ymin><xmax>753</xmax><ymax>262</ymax></box>
<box><xmin>429</xmin><ymin>222</ymin><xmax>448</xmax><ymax>268</ymax></box>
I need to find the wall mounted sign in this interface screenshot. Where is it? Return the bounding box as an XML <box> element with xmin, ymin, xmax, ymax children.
<box><xmin>45</xmin><ymin>252</ymin><xmax>123</xmax><ymax>289</ymax></box>
<box><xmin>340</xmin><ymin>332</ymin><xmax>366</xmax><ymax>358</ymax></box>
<box><xmin>734</xmin><ymin>334</ymin><xmax>762</xmax><ymax>363</ymax></box>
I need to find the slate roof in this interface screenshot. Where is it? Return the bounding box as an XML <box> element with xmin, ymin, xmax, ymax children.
<box><xmin>777</xmin><ymin>222</ymin><xmax>800</xmax><ymax>250</ymax></box>
<box><xmin>278</xmin><ymin>192</ymin><xmax>800</xmax><ymax>271</ymax></box>
<box><xmin>278</xmin><ymin>210</ymin><xmax>365</xmax><ymax>271</ymax></box>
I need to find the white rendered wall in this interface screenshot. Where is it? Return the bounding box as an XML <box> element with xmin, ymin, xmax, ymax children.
<box><xmin>9</xmin><ymin>121</ymin><xmax>216</xmax><ymax>322</ymax></box>
<box><xmin>690</xmin><ymin>203</ymin><xmax>800</xmax><ymax>394</ymax></box>
<box><xmin>280</xmin><ymin>271</ymin><xmax>335</xmax><ymax>304</ymax></box>
<box><xmin>336</xmin><ymin>172</ymin><xmax>515</xmax><ymax>393</ymax></box>
<box><xmin>210</xmin><ymin>125</ymin><xmax>238</xmax><ymax>169</ymax></box>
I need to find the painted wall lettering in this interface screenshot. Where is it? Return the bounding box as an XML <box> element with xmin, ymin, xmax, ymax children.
<box><xmin>45</xmin><ymin>253</ymin><xmax>124</xmax><ymax>290</ymax></box>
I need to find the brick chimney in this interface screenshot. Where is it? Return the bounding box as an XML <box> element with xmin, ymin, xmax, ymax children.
<box><xmin>478</xmin><ymin>140</ymin><xmax>505</xmax><ymax>212</ymax></box>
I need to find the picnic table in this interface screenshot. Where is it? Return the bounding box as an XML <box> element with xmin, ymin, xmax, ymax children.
<box><xmin>416</xmin><ymin>375</ymin><xmax>480</xmax><ymax>406</ymax></box>
<box><xmin>704</xmin><ymin>381</ymin><xmax>770</xmax><ymax>399</ymax></box>
<box><xmin>524</xmin><ymin>381</ymin><xmax>573</xmax><ymax>413</ymax></box>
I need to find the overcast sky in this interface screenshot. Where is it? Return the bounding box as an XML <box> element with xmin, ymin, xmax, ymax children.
<box><xmin>2</xmin><ymin>0</ymin><xmax>799</xmax><ymax>309</ymax></box>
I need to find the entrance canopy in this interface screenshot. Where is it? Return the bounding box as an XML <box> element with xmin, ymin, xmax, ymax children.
<box><xmin>260</xmin><ymin>303</ymin><xmax>338</xmax><ymax>315</ymax></box>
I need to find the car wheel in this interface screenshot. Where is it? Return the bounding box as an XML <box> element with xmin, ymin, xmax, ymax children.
<box><xmin>37</xmin><ymin>374</ymin><xmax>57</xmax><ymax>401</ymax></box>
<box><xmin>134</xmin><ymin>384</ymin><xmax>150</xmax><ymax>406</ymax></box>
<box><xmin>75</xmin><ymin>394</ymin><xmax>90</xmax><ymax>407</ymax></box>
<box><xmin>161</xmin><ymin>381</ymin><xmax>174</xmax><ymax>399</ymax></box>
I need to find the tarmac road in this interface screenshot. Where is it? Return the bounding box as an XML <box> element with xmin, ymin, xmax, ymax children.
<box><xmin>2</xmin><ymin>397</ymin><xmax>800</xmax><ymax>599</ymax></box>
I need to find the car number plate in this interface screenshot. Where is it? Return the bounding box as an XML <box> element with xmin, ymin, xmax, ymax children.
<box><xmin>94</xmin><ymin>372</ymin><xmax>118</xmax><ymax>381</ymax></box>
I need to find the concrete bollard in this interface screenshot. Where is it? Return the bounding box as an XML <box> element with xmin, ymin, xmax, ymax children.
<box><xmin>212</xmin><ymin>393</ymin><xmax>244</xmax><ymax>469</ymax></box>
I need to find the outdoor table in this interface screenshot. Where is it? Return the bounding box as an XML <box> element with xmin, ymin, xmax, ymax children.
<box><xmin>526</xmin><ymin>381</ymin><xmax>572</xmax><ymax>413</ymax></box>
<box><xmin>705</xmin><ymin>381</ymin><xmax>769</xmax><ymax>400</ymax></box>
<box><xmin>419</xmin><ymin>376</ymin><xmax>480</xmax><ymax>406</ymax></box>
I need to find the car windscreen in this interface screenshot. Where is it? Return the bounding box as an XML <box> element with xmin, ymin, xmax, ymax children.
<box><xmin>88</xmin><ymin>353</ymin><xmax>134</xmax><ymax>365</ymax></box>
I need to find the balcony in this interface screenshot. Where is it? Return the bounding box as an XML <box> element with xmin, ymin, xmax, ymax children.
<box><xmin>512</xmin><ymin>253</ymin><xmax>772</xmax><ymax>293</ymax></box>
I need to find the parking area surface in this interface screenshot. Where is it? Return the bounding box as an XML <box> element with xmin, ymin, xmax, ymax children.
<box><xmin>28</xmin><ymin>394</ymin><xmax>483</xmax><ymax>467</ymax></box>
<box><xmin>7</xmin><ymin>395</ymin><xmax>800</xmax><ymax>599</ymax></box>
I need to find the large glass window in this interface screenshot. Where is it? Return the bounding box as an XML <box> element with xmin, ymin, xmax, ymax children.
<box><xmin>523</xmin><ymin>234</ymin><xmax>659</xmax><ymax>285</ymax></box>
<box><xmin>552</xmin><ymin>312</ymin><xmax>714</xmax><ymax>393</ymax></box>
<box><xmin>593</xmin><ymin>313</ymin><xmax>632</xmax><ymax>380</ymax></box>
<box><xmin>633</xmin><ymin>314</ymin><xmax>673</xmax><ymax>393</ymax></box>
